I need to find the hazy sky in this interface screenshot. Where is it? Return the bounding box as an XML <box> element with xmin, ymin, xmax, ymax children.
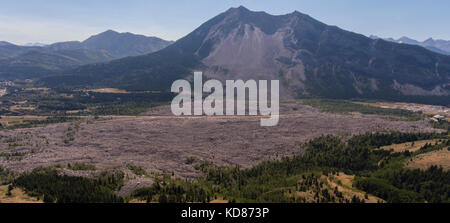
<box><xmin>1</xmin><ymin>0</ymin><xmax>449</xmax><ymax>45</ymax></box>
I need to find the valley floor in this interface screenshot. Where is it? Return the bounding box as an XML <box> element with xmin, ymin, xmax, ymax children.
<box><xmin>0</xmin><ymin>103</ymin><xmax>444</xmax><ymax>196</ymax></box>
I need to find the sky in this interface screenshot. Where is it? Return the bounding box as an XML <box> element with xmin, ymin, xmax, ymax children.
<box><xmin>0</xmin><ymin>0</ymin><xmax>449</xmax><ymax>45</ymax></box>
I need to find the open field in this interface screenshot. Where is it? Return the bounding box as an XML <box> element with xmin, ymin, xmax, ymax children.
<box><xmin>357</xmin><ymin>101</ymin><xmax>449</xmax><ymax>117</ymax></box>
<box><xmin>0</xmin><ymin>184</ymin><xmax>41</xmax><ymax>203</ymax></box>
<box><xmin>0</xmin><ymin>116</ymin><xmax>46</xmax><ymax>127</ymax></box>
<box><xmin>406</xmin><ymin>148</ymin><xmax>450</xmax><ymax>170</ymax></box>
<box><xmin>0</xmin><ymin>103</ymin><xmax>445</xmax><ymax>194</ymax></box>
<box><xmin>326</xmin><ymin>173</ymin><xmax>382</xmax><ymax>203</ymax></box>
<box><xmin>288</xmin><ymin>172</ymin><xmax>383</xmax><ymax>203</ymax></box>
<box><xmin>379</xmin><ymin>139</ymin><xmax>442</xmax><ymax>152</ymax></box>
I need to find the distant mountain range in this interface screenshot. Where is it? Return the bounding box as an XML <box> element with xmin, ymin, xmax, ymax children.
<box><xmin>24</xmin><ymin>42</ymin><xmax>48</xmax><ymax>47</ymax></box>
<box><xmin>370</xmin><ymin>35</ymin><xmax>450</xmax><ymax>55</ymax></box>
<box><xmin>0</xmin><ymin>30</ymin><xmax>173</xmax><ymax>79</ymax></box>
<box><xmin>0</xmin><ymin>41</ymin><xmax>15</xmax><ymax>47</ymax></box>
<box><xmin>40</xmin><ymin>6</ymin><xmax>450</xmax><ymax>105</ymax></box>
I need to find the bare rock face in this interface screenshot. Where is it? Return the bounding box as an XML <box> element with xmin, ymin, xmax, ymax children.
<box><xmin>42</xmin><ymin>6</ymin><xmax>450</xmax><ymax>104</ymax></box>
<box><xmin>186</xmin><ymin>6</ymin><xmax>450</xmax><ymax>100</ymax></box>
<box><xmin>201</xmin><ymin>22</ymin><xmax>305</xmax><ymax>99</ymax></box>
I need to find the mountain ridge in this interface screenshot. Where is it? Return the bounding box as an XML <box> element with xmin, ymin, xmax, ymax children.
<box><xmin>370</xmin><ymin>35</ymin><xmax>450</xmax><ymax>55</ymax></box>
<box><xmin>39</xmin><ymin>7</ymin><xmax>450</xmax><ymax>104</ymax></box>
<box><xmin>0</xmin><ymin>30</ymin><xmax>173</xmax><ymax>79</ymax></box>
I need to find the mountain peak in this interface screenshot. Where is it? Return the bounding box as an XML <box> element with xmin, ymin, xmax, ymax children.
<box><xmin>233</xmin><ymin>5</ymin><xmax>250</xmax><ymax>12</ymax></box>
<box><xmin>397</xmin><ymin>36</ymin><xmax>419</xmax><ymax>44</ymax></box>
<box><xmin>41</xmin><ymin>7</ymin><xmax>450</xmax><ymax>101</ymax></box>
<box><xmin>83</xmin><ymin>30</ymin><xmax>122</xmax><ymax>43</ymax></box>
<box><xmin>424</xmin><ymin>37</ymin><xmax>435</xmax><ymax>44</ymax></box>
<box><xmin>373</xmin><ymin>35</ymin><xmax>450</xmax><ymax>55</ymax></box>
<box><xmin>97</xmin><ymin>29</ymin><xmax>120</xmax><ymax>36</ymax></box>
<box><xmin>225</xmin><ymin>5</ymin><xmax>253</xmax><ymax>16</ymax></box>
<box><xmin>105</xmin><ymin>29</ymin><xmax>119</xmax><ymax>33</ymax></box>
<box><xmin>289</xmin><ymin>10</ymin><xmax>308</xmax><ymax>17</ymax></box>
<box><xmin>398</xmin><ymin>36</ymin><xmax>413</xmax><ymax>41</ymax></box>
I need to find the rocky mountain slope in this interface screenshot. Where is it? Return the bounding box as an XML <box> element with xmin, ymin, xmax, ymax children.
<box><xmin>40</xmin><ymin>6</ymin><xmax>450</xmax><ymax>104</ymax></box>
